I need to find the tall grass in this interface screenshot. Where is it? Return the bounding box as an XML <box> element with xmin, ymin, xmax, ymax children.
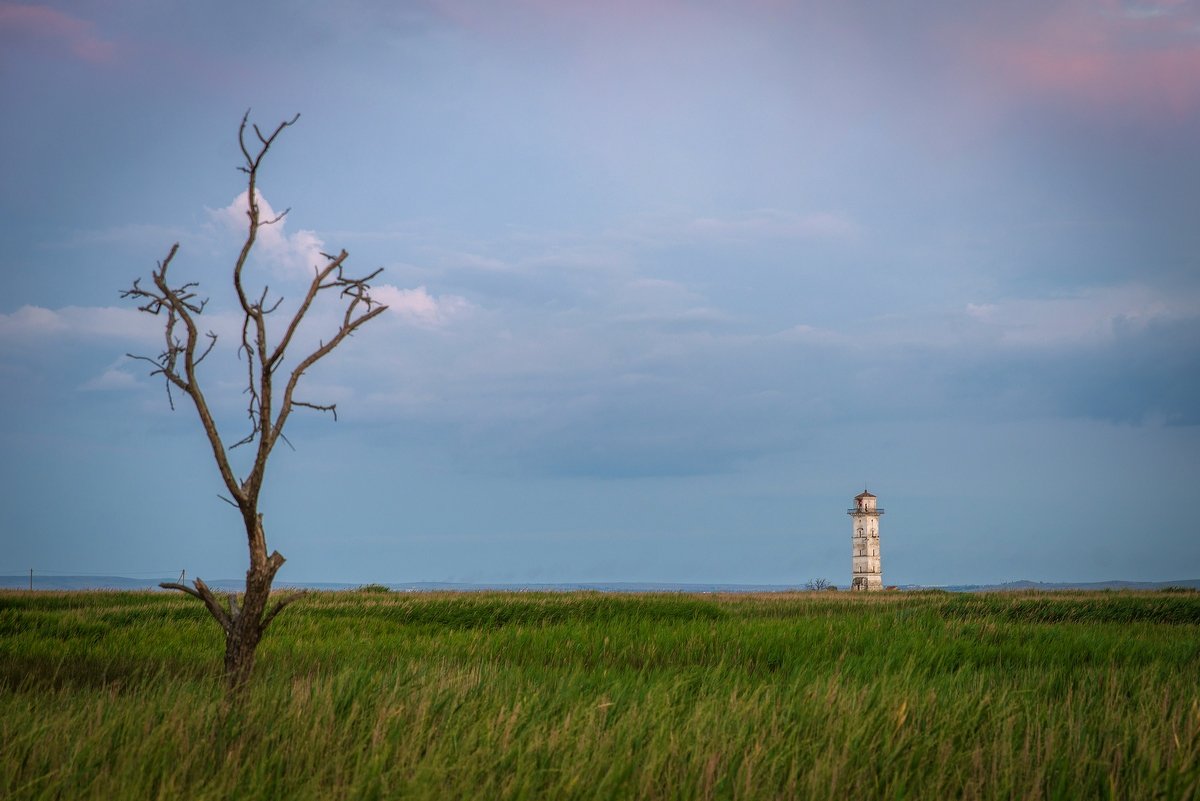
<box><xmin>2</xmin><ymin>590</ymin><xmax>1197</xmax><ymax>799</ymax></box>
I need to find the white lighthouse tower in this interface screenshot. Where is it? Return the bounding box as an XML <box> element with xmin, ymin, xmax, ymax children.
<box><xmin>847</xmin><ymin>490</ymin><xmax>883</xmax><ymax>591</ymax></box>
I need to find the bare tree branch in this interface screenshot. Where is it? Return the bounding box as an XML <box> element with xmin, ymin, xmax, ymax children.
<box><xmin>194</xmin><ymin>331</ymin><xmax>218</xmax><ymax>367</ymax></box>
<box><xmin>262</xmin><ymin>591</ymin><xmax>306</xmax><ymax>631</ymax></box>
<box><xmin>292</xmin><ymin>400</ymin><xmax>338</xmax><ymax>420</ymax></box>
<box><xmin>160</xmin><ymin>578</ymin><xmax>233</xmax><ymax>634</ymax></box>
<box><xmin>262</xmin><ymin>207</ymin><xmax>290</xmax><ymax>226</ymax></box>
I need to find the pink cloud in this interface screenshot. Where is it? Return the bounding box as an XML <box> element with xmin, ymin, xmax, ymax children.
<box><xmin>1005</xmin><ymin>46</ymin><xmax>1200</xmax><ymax>113</ymax></box>
<box><xmin>0</xmin><ymin>3</ymin><xmax>115</xmax><ymax>63</ymax></box>
<box><xmin>958</xmin><ymin>0</ymin><xmax>1200</xmax><ymax>114</ymax></box>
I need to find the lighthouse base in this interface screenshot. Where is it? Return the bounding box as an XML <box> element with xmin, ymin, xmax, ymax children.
<box><xmin>851</xmin><ymin>575</ymin><xmax>883</xmax><ymax>592</ymax></box>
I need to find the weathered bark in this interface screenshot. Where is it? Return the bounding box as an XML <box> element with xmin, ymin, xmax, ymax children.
<box><xmin>221</xmin><ymin>544</ymin><xmax>283</xmax><ymax>689</ymax></box>
<box><xmin>128</xmin><ymin>112</ymin><xmax>386</xmax><ymax>691</ymax></box>
<box><xmin>160</xmin><ymin>542</ymin><xmax>302</xmax><ymax>691</ymax></box>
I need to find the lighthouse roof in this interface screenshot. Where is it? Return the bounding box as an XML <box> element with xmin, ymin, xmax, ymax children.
<box><xmin>855</xmin><ymin>490</ymin><xmax>876</xmax><ymax>499</ymax></box>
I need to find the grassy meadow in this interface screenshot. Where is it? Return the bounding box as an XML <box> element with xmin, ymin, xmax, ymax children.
<box><xmin>2</xmin><ymin>589</ymin><xmax>1198</xmax><ymax>800</ymax></box>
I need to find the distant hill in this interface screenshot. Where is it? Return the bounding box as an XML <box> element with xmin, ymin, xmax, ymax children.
<box><xmin>0</xmin><ymin>576</ymin><xmax>802</xmax><ymax>593</ymax></box>
<box><xmin>3</xmin><ymin>576</ymin><xmax>1198</xmax><ymax>592</ymax></box>
<box><xmin>933</xmin><ymin>578</ymin><xmax>1200</xmax><ymax>592</ymax></box>
<box><xmin>0</xmin><ymin>575</ymin><xmax>356</xmax><ymax>592</ymax></box>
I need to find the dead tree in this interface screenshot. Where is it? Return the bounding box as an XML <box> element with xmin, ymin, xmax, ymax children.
<box><xmin>123</xmin><ymin>112</ymin><xmax>387</xmax><ymax>690</ymax></box>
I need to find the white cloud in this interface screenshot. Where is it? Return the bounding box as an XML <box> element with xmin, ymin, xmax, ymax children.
<box><xmin>80</xmin><ymin>367</ymin><xmax>139</xmax><ymax>391</ymax></box>
<box><xmin>964</xmin><ymin>284</ymin><xmax>1200</xmax><ymax>347</ymax></box>
<box><xmin>209</xmin><ymin>190</ymin><xmax>328</xmax><ymax>277</ymax></box>
<box><xmin>0</xmin><ymin>304</ymin><xmax>158</xmax><ymax>342</ymax></box>
<box><xmin>372</xmin><ymin>284</ymin><xmax>474</xmax><ymax>327</ymax></box>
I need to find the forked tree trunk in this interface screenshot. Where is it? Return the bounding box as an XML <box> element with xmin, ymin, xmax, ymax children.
<box><xmin>223</xmin><ymin>534</ymin><xmax>285</xmax><ymax>689</ymax></box>
<box><xmin>161</xmin><ymin>516</ymin><xmax>298</xmax><ymax>691</ymax></box>
<box><xmin>222</xmin><ymin>568</ymin><xmax>278</xmax><ymax>689</ymax></box>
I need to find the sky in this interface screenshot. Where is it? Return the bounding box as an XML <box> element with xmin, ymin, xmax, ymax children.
<box><xmin>1</xmin><ymin>0</ymin><xmax>1199</xmax><ymax>586</ymax></box>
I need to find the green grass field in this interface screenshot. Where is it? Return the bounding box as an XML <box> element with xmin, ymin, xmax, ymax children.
<box><xmin>2</xmin><ymin>589</ymin><xmax>1198</xmax><ymax>799</ymax></box>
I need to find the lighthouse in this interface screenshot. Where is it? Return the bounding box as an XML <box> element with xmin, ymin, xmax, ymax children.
<box><xmin>847</xmin><ymin>490</ymin><xmax>883</xmax><ymax>591</ymax></box>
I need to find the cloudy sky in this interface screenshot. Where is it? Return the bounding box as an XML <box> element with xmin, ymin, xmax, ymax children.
<box><xmin>2</xmin><ymin>0</ymin><xmax>1198</xmax><ymax>586</ymax></box>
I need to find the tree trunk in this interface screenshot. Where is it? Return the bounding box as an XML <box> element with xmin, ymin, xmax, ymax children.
<box><xmin>160</xmin><ymin>519</ymin><xmax>299</xmax><ymax>693</ymax></box>
<box><xmin>223</xmin><ymin>563</ymin><xmax>277</xmax><ymax>690</ymax></box>
<box><xmin>221</xmin><ymin>512</ymin><xmax>287</xmax><ymax>691</ymax></box>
